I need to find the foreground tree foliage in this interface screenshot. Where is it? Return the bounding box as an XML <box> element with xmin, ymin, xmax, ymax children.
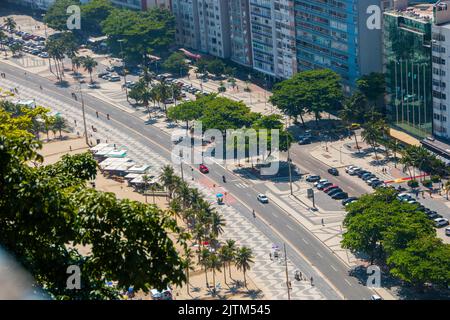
<box><xmin>0</xmin><ymin>102</ymin><xmax>187</xmax><ymax>299</ymax></box>
<box><xmin>342</xmin><ymin>188</ymin><xmax>449</xmax><ymax>289</ymax></box>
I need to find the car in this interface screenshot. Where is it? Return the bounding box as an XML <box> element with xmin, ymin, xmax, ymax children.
<box><xmin>407</xmin><ymin>200</ymin><xmax>418</xmax><ymax>205</ymax></box>
<box><xmin>323</xmin><ymin>185</ymin><xmax>339</xmax><ymax>193</ymax></box>
<box><xmin>31</xmin><ymin>49</ymin><xmax>40</xmax><ymax>55</ymax></box>
<box><xmin>38</xmin><ymin>52</ymin><xmax>49</xmax><ymax>58</ymax></box>
<box><xmin>328</xmin><ymin>168</ymin><xmax>339</xmax><ymax>176</ymax></box>
<box><xmin>199</xmin><ymin>164</ymin><xmax>209</xmax><ymax>174</ymax></box>
<box><xmin>366</xmin><ymin>178</ymin><xmax>380</xmax><ymax>185</ymax></box>
<box><xmin>306</xmin><ymin>175</ymin><xmax>321</xmax><ymax>183</ymax></box>
<box><xmin>101</xmin><ymin>73</ymin><xmax>112</xmax><ymax>80</ymax></box>
<box><xmin>314</xmin><ymin>179</ymin><xmax>328</xmax><ymax>187</ymax></box>
<box><xmin>317</xmin><ymin>182</ymin><xmax>333</xmax><ymax>190</ymax></box>
<box><xmin>87</xmin><ymin>83</ymin><xmax>100</xmax><ymax>89</ymax></box>
<box><xmin>397</xmin><ymin>193</ymin><xmax>412</xmax><ymax>201</ymax></box>
<box><xmin>257</xmin><ymin>194</ymin><xmax>269</xmax><ymax>203</ymax></box>
<box><xmin>434</xmin><ymin>218</ymin><xmax>449</xmax><ymax>228</ymax></box>
<box><xmin>342</xmin><ymin>197</ymin><xmax>358</xmax><ymax>206</ymax></box>
<box><xmin>327</xmin><ymin>188</ymin><xmax>343</xmax><ymax>197</ymax></box>
<box><xmin>332</xmin><ymin>192</ymin><xmax>348</xmax><ymax>200</ymax></box>
<box><xmin>427</xmin><ymin>211</ymin><xmax>439</xmax><ymax>219</ymax></box>
<box><xmin>445</xmin><ymin>227</ymin><xmax>450</xmax><ymax>236</ymax></box>
<box><xmin>348</xmin><ymin>167</ymin><xmax>363</xmax><ymax>176</ymax></box>
<box><xmin>370</xmin><ymin>294</ymin><xmax>383</xmax><ymax>301</ymax></box>
<box><xmin>371</xmin><ymin>181</ymin><xmax>384</xmax><ymax>189</ymax></box>
<box><xmin>357</xmin><ymin>170</ymin><xmax>370</xmax><ymax>178</ymax></box>
<box><xmin>345</xmin><ymin>165</ymin><xmax>358</xmax><ymax>173</ymax></box>
<box><xmin>362</xmin><ymin>173</ymin><xmax>376</xmax><ymax>181</ymax></box>
<box><xmin>109</xmin><ymin>75</ymin><xmax>121</xmax><ymax>82</ymax></box>
<box><xmin>298</xmin><ymin>138</ymin><xmax>311</xmax><ymax>145</ymax></box>
<box><xmin>171</xmin><ymin>135</ymin><xmax>183</xmax><ymax>144</ymax></box>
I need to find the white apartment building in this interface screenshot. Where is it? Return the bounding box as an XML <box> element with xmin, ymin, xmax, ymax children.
<box><xmin>432</xmin><ymin>0</ymin><xmax>450</xmax><ymax>139</ymax></box>
<box><xmin>249</xmin><ymin>0</ymin><xmax>296</xmax><ymax>79</ymax></box>
<box><xmin>197</xmin><ymin>0</ymin><xmax>230</xmax><ymax>58</ymax></box>
<box><xmin>110</xmin><ymin>0</ymin><xmax>171</xmax><ymax>10</ymax></box>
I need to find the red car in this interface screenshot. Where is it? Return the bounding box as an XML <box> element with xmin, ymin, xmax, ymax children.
<box><xmin>199</xmin><ymin>164</ymin><xmax>209</xmax><ymax>174</ymax></box>
<box><xmin>323</xmin><ymin>185</ymin><xmax>339</xmax><ymax>193</ymax></box>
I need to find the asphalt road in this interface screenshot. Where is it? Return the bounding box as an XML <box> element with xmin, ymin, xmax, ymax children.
<box><xmin>0</xmin><ymin>61</ymin><xmax>377</xmax><ymax>300</ymax></box>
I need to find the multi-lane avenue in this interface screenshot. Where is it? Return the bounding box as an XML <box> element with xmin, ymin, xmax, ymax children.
<box><xmin>0</xmin><ymin>60</ymin><xmax>378</xmax><ymax>300</ymax></box>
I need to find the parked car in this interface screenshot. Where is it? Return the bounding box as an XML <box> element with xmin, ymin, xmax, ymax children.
<box><xmin>327</xmin><ymin>188</ymin><xmax>344</xmax><ymax>197</ymax></box>
<box><xmin>366</xmin><ymin>178</ymin><xmax>380</xmax><ymax>186</ymax></box>
<box><xmin>370</xmin><ymin>294</ymin><xmax>383</xmax><ymax>301</ymax></box>
<box><xmin>317</xmin><ymin>182</ymin><xmax>333</xmax><ymax>190</ymax></box>
<box><xmin>298</xmin><ymin>137</ymin><xmax>311</xmax><ymax>145</ymax></box>
<box><xmin>199</xmin><ymin>164</ymin><xmax>209</xmax><ymax>174</ymax></box>
<box><xmin>445</xmin><ymin>227</ymin><xmax>450</xmax><ymax>236</ymax></box>
<box><xmin>347</xmin><ymin>167</ymin><xmax>362</xmax><ymax>175</ymax></box>
<box><xmin>314</xmin><ymin>178</ymin><xmax>328</xmax><ymax>187</ymax></box>
<box><xmin>371</xmin><ymin>181</ymin><xmax>384</xmax><ymax>189</ymax></box>
<box><xmin>332</xmin><ymin>192</ymin><xmax>348</xmax><ymax>200</ymax></box>
<box><xmin>323</xmin><ymin>185</ymin><xmax>339</xmax><ymax>193</ymax></box>
<box><xmin>87</xmin><ymin>83</ymin><xmax>100</xmax><ymax>89</ymax></box>
<box><xmin>257</xmin><ymin>194</ymin><xmax>269</xmax><ymax>203</ymax></box>
<box><xmin>357</xmin><ymin>170</ymin><xmax>370</xmax><ymax>178</ymax></box>
<box><xmin>328</xmin><ymin>167</ymin><xmax>339</xmax><ymax>176</ymax></box>
<box><xmin>342</xmin><ymin>197</ymin><xmax>358</xmax><ymax>206</ymax></box>
<box><xmin>306</xmin><ymin>175</ymin><xmax>321</xmax><ymax>183</ymax></box>
<box><xmin>434</xmin><ymin>218</ymin><xmax>449</xmax><ymax>228</ymax></box>
<box><xmin>109</xmin><ymin>75</ymin><xmax>121</xmax><ymax>82</ymax></box>
<box><xmin>362</xmin><ymin>173</ymin><xmax>376</xmax><ymax>181</ymax></box>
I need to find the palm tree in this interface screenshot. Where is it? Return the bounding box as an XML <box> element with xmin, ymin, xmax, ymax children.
<box><xmin>218</xmin><ymin>245</ymin><xmax>233</xmax><ymax>285</ymax></box>
<box><xmin>0</xmin><ymin>30</ymin><xmax>7</xmax><ymax>57</ymax></box>
<box><xmin>46</xmin><ymin>39</ymin><xmax>65</xmax><ymax>80</ymax></box>
<box><xmin>209</xmin><ymin>212</ymin><xmax>225</xmax><ymax>248</ymax></box>
<box><xmin>387</xmin><ymin>139</ymin><xmax>401</xmax><ymax>168</ymax></box>
<box><xmin>52</xmin><ymin>116</ymin><xmax>68</xmax><ymax>139</ymax></box>
<box><xmin>235</xmin><ymin>246</ymin><xmax>254</xmax><ymax>288</ymax></box>
<box><xmin>159</xmin><ymin>165</ymin><xmax>178</xmax><ymax>199</ymax></box>
<box><xmin>82</xmin><ymin>56</ymin><xmax>98</xmax><ymax>83</ymax></box>
<box><xmin>445</xmin><ymin>180</ymin><xmax>450</xmax><ymax>200</ymax></box>
<box><xmin>4</xmin><ymin>17</ymin><xmax>16</xmax><ymax>36</ymax></box>
<box><xmin>200</xmin><ymin>248</ymin><xmax>211</xmax><ymax>288</ymax></box>
<box><xmin>184</xmin><ymin>247</ymin><xmax>195</xmax><ymax>295</ymax></box>
<box><xmin>400</xmin><ymin>146</ymin><xmax>416</xmax><ymax>180</ymax></box>
<box><xmin>72</xmin><ymin>56</ymin><xmax>83</xmax><ymax>73</ymax></box>
<box><xmin>43</xmin><ymin>115</ymin><xmax>56</xmax><ymax>141</ymax></box>
<box><xmin>224</xmin><ymin>239</ymin><xmax>237</xmax><ymax>280</ymax></box>
<box><xmin>208</xmin><ymin>253</ymin><xmax>222</xmax><ymax>293</ymax></box>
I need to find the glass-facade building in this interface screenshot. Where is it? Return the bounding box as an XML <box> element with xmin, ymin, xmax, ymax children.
<box><xmin>293</xmin><ymin>0</ymin><xmax>359</xmax><ymax>92</ymax></box>
<box><xmin>384</xmin><ymin>11</ymin><xmax>433</xmax><ymax>139</ymax></box>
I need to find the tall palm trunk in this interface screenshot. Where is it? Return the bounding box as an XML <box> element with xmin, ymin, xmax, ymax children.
<box><xmin>243</xmin><ymin>268</ymin><xmax>247</xmax><ymax>288</ymax></box>
<box><xmin>223</xmin><ymin>265</ymin><xmax>227</xmax><ymax>284</ymax></box>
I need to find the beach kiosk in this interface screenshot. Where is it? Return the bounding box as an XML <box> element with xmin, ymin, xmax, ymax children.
<box><xmin>216</xmin><ymin>193</ymin><xmax>224</xmax><ymax>205</ymax></box>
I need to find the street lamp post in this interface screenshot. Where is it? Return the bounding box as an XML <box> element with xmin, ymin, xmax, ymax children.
<box><xmin>284</xmin><ymin>243</ymin><xmax>291</xmax><ymax>300</ymax></box>
<box><xmin>179</xmin><ymin>150</ymin><xmax>185</xmax><ymax>181</ymax></box>
<box><xmin>118</xmin><ymin>40</ymin><xmax>129</xmax><ymax>102</ymax></box>
<box><xmin>78</xmin><ymin>81</ymin><xmax>89</xmax><ymax>146</ymax></box>
<box><xmin>286</xmin><ymin>118</ymin><xmax>293</xmax><ymax>195</ymax></box>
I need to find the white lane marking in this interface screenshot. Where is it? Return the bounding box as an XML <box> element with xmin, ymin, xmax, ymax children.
<box><xmin>344</xmin><ymin>279</ymin><xmax>353</xmax><ymax>286</ymax></box>
<box><xmin>330</xmin><ymin>264</ymin><xmax>338</xmax><ymax>271</ymax></box>
<box><xmin>286</xmin><ymin>224</ymin><xmax>294</xmax><ymax>231</ymax></box>
<box><xmin>302</xmin><ymin>238</ymin><xmax>309</xmax><ymax>245</ymax></box>
<box><xmin>317</xmin><ymin>252</ymin><xmax>323</xmax><ymax>258</ymax></box>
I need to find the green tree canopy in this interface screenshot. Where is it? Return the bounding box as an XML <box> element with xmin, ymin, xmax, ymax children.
<box><xmin>270</xmin><ymin>69</ymin><xmax>344</xmax><ymax>124</ymax></box>
<box><xmin>163</xmin><ymin>52</ymin><xmax>190</xmax><ymax>76</ymax></box>
<box><xmin>101</xmin><ymin>8</ymin><xmax>175</xmax><ymax>64</ymax></box>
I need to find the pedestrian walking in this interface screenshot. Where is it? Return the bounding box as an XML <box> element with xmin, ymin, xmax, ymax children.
<box><xmin>69</xmin><ymin>145</ymin><xmax>72</xmax><ymax>151</ymax></box>
<box><xmin>269</xmin><ymin>252</ymin><xmax>272</xmax><ymax>261</ymax></box>
<box><xmin>310</xmin><ymin>276</ymin><xmax>314</xmax><ymax>286</ymax></box>
<box><xmin>96</xmin><ymin>111</ymin><xmax>99</xmax><ymax>118</ymax></box>
<box><xmin>321</xmin><ymin>218</ymin><xmax>324</xmax><ymax>225</ymax></box>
